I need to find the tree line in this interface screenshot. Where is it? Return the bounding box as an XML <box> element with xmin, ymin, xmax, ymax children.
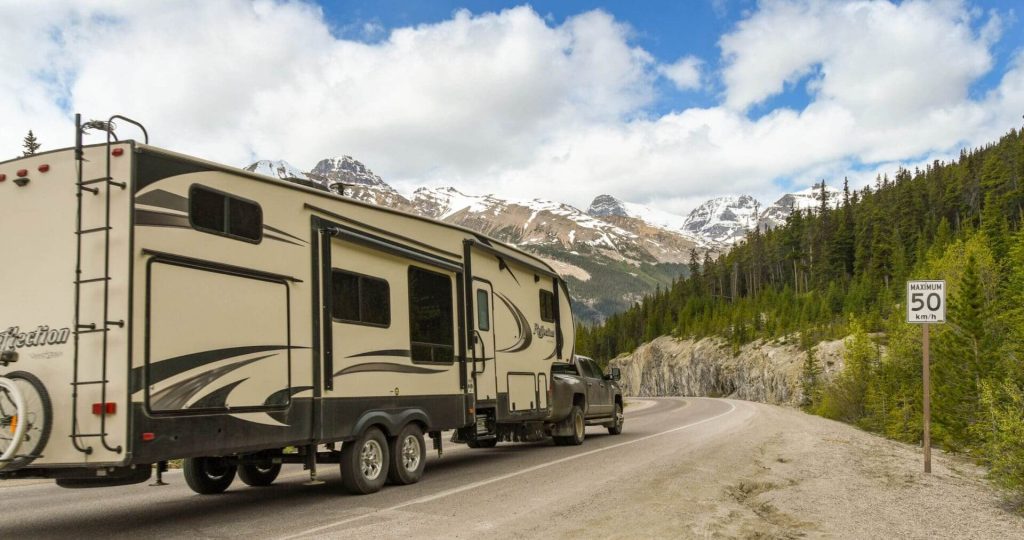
<box><xmin>577</xmin><ymin>126</ymin><xmax>1024</xmax><ymax>494</ymax></box>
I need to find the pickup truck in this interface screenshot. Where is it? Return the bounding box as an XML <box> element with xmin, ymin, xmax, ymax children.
<box><xmin>546</xmin><ymin>355</ymin><xmax>624</xmax><ymax>445</ymax></box>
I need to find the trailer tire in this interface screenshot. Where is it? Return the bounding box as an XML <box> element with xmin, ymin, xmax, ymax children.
<box><xmin>607</xmin><ymin>402</ymin><xmax>624</xmax><ymax>435</ymax></box>
<box><xmin>556</xmin><ymin>406</ymin><xmax>585</xmax><ymax>446</ymax></box>
<box><xmin>466</xmin><ymin>438</ymin><xmax>497</xmax><ymax>449</ymax></box>
<box><xmin>238</xmin><ymin>462</ymin><xmax>282</xmax><ymax>487</ymax></box>
<box><xmin>341</xmin><ymin>427</ymin><xmax>389</xmax><ymax>494</ymax></box>
<box><xmin>1</xmin><ymin>371</ymin><xmax>52</xmax><ymax>470</ymax></box>
<box><xmin>387</xmin><ymin>423</ymin><xmax>426</xmax><ymax>485</ymax></box>
<box><xmin>183</xmin><ymin>457</ymin><xmax>237</xmax><ymax>494</ymax></box>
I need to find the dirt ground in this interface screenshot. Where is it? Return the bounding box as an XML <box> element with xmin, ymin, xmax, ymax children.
<box><xmin>552</xmin><ymin>399</ymin><xmax>1024</xmax><ymax>539</ymax></box>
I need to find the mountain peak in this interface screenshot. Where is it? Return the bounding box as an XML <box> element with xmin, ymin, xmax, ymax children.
<box><xmin>309</xmin><ymin>156</ymin><xmax>385</xmax><ymax>188</ymax></box>
<box><xmin>244</xmin><ymin>160</ymin><xmax>309</xmax><ymax>182</ymax></box>
<box><xmin>587</xmin><ymin>194</ymin><xmax>628</xmax><ymax>218</ymax></box>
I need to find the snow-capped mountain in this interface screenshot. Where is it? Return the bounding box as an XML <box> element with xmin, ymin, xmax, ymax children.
<box><xmin>587</xmin><ymin>194</ymin><xmax>689</xmax><ymax>232</ymax></box>
<box><xmin>681</xmin><ymin>195</ymin><xmax>761</xmax><ymax>249</ymax></box>
<box><xmin>759</xmin><ymin>184</ymin><xmax>841</xmax><ymax>230</ymax></box>
<box><xmin>244</xmin><ymin>160</ymin><xmax>310</xmax><ymax>182</ymax></box>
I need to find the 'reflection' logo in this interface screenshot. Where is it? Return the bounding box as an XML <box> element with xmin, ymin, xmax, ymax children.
<box><xmin>0</xmin><ymin>325</ymin><xmax>71</xmax><ymax>350</ymax></box>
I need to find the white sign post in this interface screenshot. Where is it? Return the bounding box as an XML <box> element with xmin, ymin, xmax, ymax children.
<box><xmin>907</xmin><ymin>280</ymin><xmax>946</xmax><ymax>474</ymax></box>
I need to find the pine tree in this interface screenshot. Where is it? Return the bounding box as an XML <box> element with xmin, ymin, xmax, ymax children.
<box><xmin>22</xmin><ymin>130</ymin><xmax>40</xmax><ymax>156</ymax></box>
<box><xmin>801</xmin><ymin>347</ymin><xmax>822</xmax><ymax>408</ymax></box>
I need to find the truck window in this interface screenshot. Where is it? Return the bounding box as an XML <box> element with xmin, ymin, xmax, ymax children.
<box><xmin>189</xmin><ymin>185</ymin><xmax>262</xmax><ymax>242</ymax></box>
<box><xmin>581</xmin><ymin>359</ymin><xmax>602</xmax><ymax>379</ymax></box>
<box><xmin>539</xmin><ymin>289</ymin><xmax>555</xmax><ymax>323</ymax></box>
<box><xmin>408</xmin><ymin>267</ymin><xmax>454</xmax><ymax>363</ymax></box>
<box><xmin>331</xmin><ymin>269</ymin><xmax>390</xmax><ymax>327</ymax></box>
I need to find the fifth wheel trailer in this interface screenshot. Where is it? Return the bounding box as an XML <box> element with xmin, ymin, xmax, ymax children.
<box><xmin>0</xmin><ymin>115</ymin><xmax>617</xmax><ymax>495</ymax></box>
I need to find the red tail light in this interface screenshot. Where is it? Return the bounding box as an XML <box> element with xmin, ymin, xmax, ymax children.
<box><xmin>92</xmin><ymin>402</ymin><xmax>116</xmax><ymax>415</ymax></box>
<box><xmin>142</xmin><ymin>432</ymin><xmax>155</xmax><ymax>442</ymax></box>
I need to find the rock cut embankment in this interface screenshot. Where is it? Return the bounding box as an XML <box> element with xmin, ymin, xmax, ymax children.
<box><xmin>609</xmin><ymin>335</ymin><xmax>846</xmax><ymax>406</ymax></box>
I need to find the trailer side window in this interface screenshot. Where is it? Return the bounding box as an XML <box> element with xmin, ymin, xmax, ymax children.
<box><xmin>476</xmin><ymin>289</ymin><xmax>490</xmax><ymax>331</ymax></box>
<box><xmin>331</xmin><ymin>269</ymin><xmax>390</xmax><ymax>327</ymax></box>
<box><xmin>539</xmin><ymin>290</ymin><xmax>556</xmax><ymax>323</ymax></box>
<box><xmin>189</xmin><ymin>185</ymin><xmax>262</xmax><ymax>242</ymax></box>
<box><xmin>408</xmin><ymin>267</ymin><xmax>454</xmax><ymax>363</ymax></box>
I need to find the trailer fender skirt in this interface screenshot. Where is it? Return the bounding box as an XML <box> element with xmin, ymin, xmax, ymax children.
<box><xmin>351</xmin><ymin>408</ymin><xmax>431</xmax><ymax>439</ymax></box>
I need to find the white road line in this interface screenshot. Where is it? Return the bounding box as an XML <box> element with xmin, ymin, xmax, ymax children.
<box><xmin>281</xmin><ymin>399</ymin><xmax>738</xmax><ymax>540</ymax></box>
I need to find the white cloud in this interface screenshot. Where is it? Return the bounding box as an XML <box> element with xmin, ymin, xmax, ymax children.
<box><xmin>658</xmin><ymin>55</ymin><xmax>702</xmax><ymax>90</ymax></box>
<box><xmin>0</xmin><ymin>0</ymin><xmax>1020</xmax><ymax>219</ymax></box>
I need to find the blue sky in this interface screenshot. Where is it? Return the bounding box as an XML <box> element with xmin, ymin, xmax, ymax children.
<box><xmin>3</xmin><ymin>1</ymin><xmax>1023</xmax><ymax>213</ymax></box>
<box><xmin>319</xmin><ymin>0</ymin><xmax>1023</xmax><ymax>116</ymax></box>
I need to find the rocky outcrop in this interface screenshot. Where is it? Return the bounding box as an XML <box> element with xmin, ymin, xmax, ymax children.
<box><xmin>610</xmin><ymin>335</ymin><xmax>846</xmax><ymax>406</ymax></box>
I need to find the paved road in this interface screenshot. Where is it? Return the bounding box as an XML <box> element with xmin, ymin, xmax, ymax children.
<box><xmin>1</xmin><ymin>397</ymin><xmax>743</xmax><ymax>539</ymax></box>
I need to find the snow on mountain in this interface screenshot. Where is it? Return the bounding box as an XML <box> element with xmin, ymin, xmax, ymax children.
<box><xmin>308</xmin><ymin>155</ymin><xmax>388</xmax><ymax>188</ymax></box>
<box><xmin>587</xmin><ymin>194</ymin><xmax>689</xmax><ymax>232</ymax></box>
<box><xmin>244</xmin><ymin>160</ymin><xmax>310</xmax><ymax>182</ymax></box>
<box><xmin>759</xmin><ymin>183</ymin><xmax>842</xmax><ymax>230</ymax></box>
<box><xmin>682</xmin><ymin>195</ymin><xmax>762</xmax><ymax>249</ymax></box>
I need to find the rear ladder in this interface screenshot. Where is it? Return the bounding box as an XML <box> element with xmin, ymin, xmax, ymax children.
<box><xmin>69</xmin><ymin>114</ymin><xmax>146</xmax><ymax>455</ymax></box>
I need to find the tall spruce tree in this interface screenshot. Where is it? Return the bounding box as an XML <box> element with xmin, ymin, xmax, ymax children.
<box><xmin>22</xmin><ymin>130</ymin><xmax>40</xmax><ymax>156</ymax></box>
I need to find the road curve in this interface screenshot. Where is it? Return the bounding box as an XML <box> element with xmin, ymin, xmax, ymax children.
<box><xmin>2</xmin><ymin>398</ymin><xmax>745</xmax><ymax>539</ymax></box>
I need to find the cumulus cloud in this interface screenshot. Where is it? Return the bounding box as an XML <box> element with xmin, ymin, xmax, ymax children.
<box><xmin>0</xmin><ymin>0</ymin><xmax>1020</xmax><ymax>215</ymax></box>
<box><xmin>658</xmin><ymin>55</ymin><xmax>703</xmax><ymax>90</ymax></box>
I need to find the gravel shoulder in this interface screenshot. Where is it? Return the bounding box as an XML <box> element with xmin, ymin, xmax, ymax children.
<box><xmin>550</xmin><ymin>399</ymin><xmax>1024</xmax><ymax>539</ymax></box>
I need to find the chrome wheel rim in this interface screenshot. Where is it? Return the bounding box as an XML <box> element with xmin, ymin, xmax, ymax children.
<box><xmin>204</xmin><ymin>459</ymin><xmax>230</xmax><ymax>480</ymax></box>
<box><xmin>361</xmin><ymin>439</ymin><xmax>383</xmax><ymax>480</ymax></box>
<box><xmin>401</xmin><ymin>435</ymin><xmax>420</xmax><ymax>471</ymax></box>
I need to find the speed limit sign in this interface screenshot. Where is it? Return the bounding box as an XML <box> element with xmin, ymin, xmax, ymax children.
<box><xmin>907</xmin><ymin>280</ymin><xmax>946</xmax><ymax>323</ymax></box>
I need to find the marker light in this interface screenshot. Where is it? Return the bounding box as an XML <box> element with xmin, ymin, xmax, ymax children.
<box><xmin>111</xmin><ymin>148</ymin><xmax>124</xmax><ymax>157</ymax></box>
<box><xmin>9</xmin><ymin>415</ymin><xmax>16</xmax><ymax>434</ymax></box>
<box><xmin>141</xmin><ymin>432</ymin><xmax>155</xmax><ymax>442</ymax></box>
<box><xmin>16</xmin><ymin>169</ymin><xmax>27</xmax><ymax>177</ymax></box>
<box><xmin>92</xmin><ymin>402</ymin><xmax>117</xmax><ymax>415</ymax></box>
<box><xmin>38</xmin><ymin>164</ymin><xmax>49</xmax><ymax>173</ymax></box>
<box><xmin>0</xmin><ymin>174</ymin><xmax>6</xmax><ymax>182</ymax></box>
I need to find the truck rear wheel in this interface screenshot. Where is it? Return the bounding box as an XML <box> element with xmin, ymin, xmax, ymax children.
<box><xmin>183</xmin><ymin>457</ymin><xmax>237</xmax><ymax>494</ymax></box>
<box><xmin>554</xmin><ymin>405</ymin><xmax>585</xmax><ymax>446</ymax></box>
<box><xmin>238</xmin><ymin>462</ymin><xmax>282</xmax><ymax>486</ymax></box>
<box><xmin>340</xmin><ymin>427</ymin><xmax>389</xmax><ymax>494</ymax></box>
<box><xmin>387</xmin><ymin>423</ymin><xmax>426</xmax><ymax>485</ymax></box>
<box><xmin>607</xmin><ymin>402</ymin><xmax>624</xmax><ymax>435</ymax></box>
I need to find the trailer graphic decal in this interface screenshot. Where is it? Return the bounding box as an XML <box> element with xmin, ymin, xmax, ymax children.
<box><xmin>495</xmin><ymin>293</ymin><xmax>532</xmax><ymax>353</ymax></box>
<box><xmin>0</xmin><ymin>325</ymin><xmax>71</xmax><ymax>350</ymax></box>
<box><xmin>149</xmin><ymin>354</ymin><xmax>275</xmax><ymax>410</ymax></box>
<box><xmin>131</xmin><ymin>344</ymin><xmax>300</xmax><ymax>393</ymax></box>
<box><xmin>333</xmin><ymin>362</ymin><xmax>446</xmax><ymax>377</ymax></box>
<box><xmin>346</xmin><ymin>349</ymin><xmax>412</xmax><ymax>359</ymax></box>
<box><xmin>189</xmin><ymin>378</ymin><xmax>250</xmax><ymax>409</ymax></box>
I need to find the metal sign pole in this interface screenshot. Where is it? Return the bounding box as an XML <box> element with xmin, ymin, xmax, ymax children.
<box><xmin>922</xmin><ymin>323</ymin><xmax>931</xmax><ymax>474</ymax></box>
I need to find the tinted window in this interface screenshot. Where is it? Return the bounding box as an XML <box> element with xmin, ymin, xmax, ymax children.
<box><xmin>409</xmin><ymin>267</ymin><xmax>454</xmax><ymax>363</ymax></box>
<box><xmin>332</xmin><ymin>270</ymin><xmax>390</xmax><ymax>327</ymax></box>
<box><xmin>581</xmin><ymin>359</ymin><xmax>602</xmax><ymax>379</ymax></box>
<box><xmin>551</xmin><ymin>363</ymin><xmax>577</xmax><ymax>375</ymax></box>
<box><xmin>189</xmin><ymin>185</ymin><xmax>262</xmax><ymax>242</ymax></box>
<box><xmin>476</xmin><ymin>289</ymin><xmax>490</xmax><ymax>331</ymax></box>
<box><xmin>540</xmin><ymin>290</ymin><xmax>555</xmax><ymax>323</ymax></box>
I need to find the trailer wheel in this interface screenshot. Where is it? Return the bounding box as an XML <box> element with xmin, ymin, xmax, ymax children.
<box><xmin>466</xmin><ymin>437</ymin><xmax>498</xmax><ymax>449</ymax></box>
<box><xmin>238</xmin><ymin>462</ymin><xmax>282</xmax><ymax>487</ymax></box>
<box><xmin>387</xmin><ymin>423</ymin><xmax>426</xmax><ymax>485</ymax></box>
<box><xmin>0</xmin><ymin>371</ymin><xmax>52</xmax><ymax>470</ymax></box>
<box><xmin>607</xmin><ymin>402</ymin><xmax>624</xmax><ymax>435</ymax></box>
<box><xmin>340</xmin><ymin>427</ymin><xmax>389</xmax><ymax>494</ymax></box>
<box><xmin>183</xmin><ymin>457</ymin><xmax>237</xmax><ymax>494</ymax></box>
<box><xmin>554</xmin><ymin>406</ymin><xmax>585</xmax><ymax>446</ymax></box>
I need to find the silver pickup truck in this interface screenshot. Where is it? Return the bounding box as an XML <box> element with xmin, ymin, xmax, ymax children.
<box><xmin>546</xmin><ymin>355</ymin><xmax>624</xmax><ymax>445</ymax></box>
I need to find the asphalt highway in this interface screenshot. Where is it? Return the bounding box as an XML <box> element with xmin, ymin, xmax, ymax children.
<box><xmin>1</xmin><ymin>397</ymin><xmax>744</xmax><ymax>539</ymax></box>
